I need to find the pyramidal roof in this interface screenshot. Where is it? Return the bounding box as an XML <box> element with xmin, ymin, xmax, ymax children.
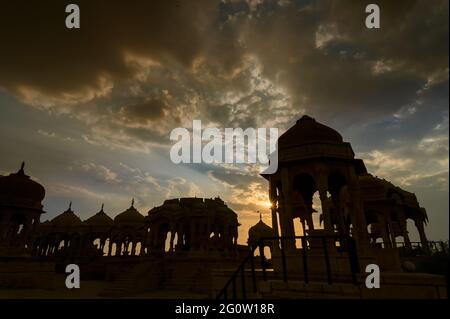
<box><xmin>50</xmin><ymin>202</ymin><xmax>82</xmax><ymax>227</ymax></box>
<box><xmin>84</xmin><ymin>204</ymin><xmax>113</xmax><ymax>227</ymax></box>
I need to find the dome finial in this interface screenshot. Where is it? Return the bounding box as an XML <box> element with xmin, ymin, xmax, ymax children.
<box><xmin>101</xmin><ymin>203</ymin><xmax>104</xmax><ymax>212</ymax></box>
<box><xmin>131</xmin><ymin>198</ymin><xmax>135</xmax><ymax>207</ymax></box>
<box><xmin>69</xmin><ymin>201</ymin><xmax>72</xmax><ymax>210</ymax></box>
<box><xmin>258</xmin><ymin>211</ymin><xmax>262</xmax><ymax>221</ymax></box>
<box><xmin>17</xmin><ymin>161</ymin><xmax>25</xmax><ymax>175</ymax></box>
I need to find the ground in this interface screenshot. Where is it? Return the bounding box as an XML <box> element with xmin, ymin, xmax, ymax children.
<box><xmin>0</xmin><ymin>275</ymin><xmax>208</xmax><ymax>299</ymax></box>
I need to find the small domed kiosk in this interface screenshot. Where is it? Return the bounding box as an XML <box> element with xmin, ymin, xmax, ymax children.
<box><xmin>0</xmin><ymin>162</ymin><xmax>45</xmax><ymax>252</ymax></box>
<box><xmin>248</xmin><ymin>213</ymin><xmax>273</xmax><ymax>258</ymax></box>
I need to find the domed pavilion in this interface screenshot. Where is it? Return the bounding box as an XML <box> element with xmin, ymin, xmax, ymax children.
<box><xmin>261</xmin><ymin>115</ymin><xmax>369</xmax><ymax>250</ymax></box>
<box><xmin>248</xmin><ymin>213</ymin><xmax>273</xmax><ymax>256</ymax></box>
<box><xmin>0</xmin><ymin>162</ymin><xmax>45</xmax><ymax>253</ymax></box>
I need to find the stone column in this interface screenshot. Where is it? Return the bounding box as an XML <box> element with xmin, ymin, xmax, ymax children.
<box><xmin>118</xmin><ymin>240</ymin><xmax>123</xmax><ymax>255</ymax></box>
<box><xmin>131</xmin><ymin>241</ymin><xmax>136</xmax><ymax>256</ymax></box>
<box><xmin>222</xmin><ymin>222</ymin><xmax>229</xmax><ymax>250</ymax></box>
<box><xmin>0</xmin><ymin>210</ymin><xmax>12</xmax><ymax>240</ymax></box>
<box><xmin>269</xmin><ymin>178</ymin><xmax>280</xmax><ymax>237</ymax></box>
<box><xmin>334</xmin><ymin>191</ymin><xmax>346</xmax><ymax>236</ymax></box>
<box><xmin>20</xmin><ymin>216</ymin><xmax>33</xmax><ymax>246</ymax></box>
<box><xmin>317</xmin><ymin>174</ymin><xmax>333</xmax><ymax>234</ymax></box>
<box><xmin>169</xmin><ymin>229</ymin><xmax>175</xmax><ymax>252</ymax></box>
<box><xmin>141</xmin><ymin>230</ymin><xmax>148</xmax><ymax>255</ymax></box>
<box><xmin>402</xmin><ymin>223</ymin><xmax>411</xmax><ymax>249</ymax></box>
<box><xmin>379</xmin><ymin>218</ymin><xmax>391</xmax><ymax>248</ymax></box>
<box><xmin>280</xmin><ymin>168</ymin><xmax>296</xmax><ymax>249</ymax></box>
<box><xmin>107</xmin><ymin>240</ymin><xmax>113</xmax><ymax>256</ymax></box>
<box><xmin>382</xmin><ymin>211</ymin><xmax>393</xmax><ymax>248</ymax></box>
<box><xmin>415</xmin><ymin>220</ymin><xmax>429</xmax><ymax>252</ymax></box>
<box><xmin>346</xmin><ymin>169</ymin><xmax>370</xmax><ymax>250</ymax></box>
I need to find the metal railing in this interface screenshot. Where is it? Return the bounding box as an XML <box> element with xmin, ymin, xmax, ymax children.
<box><xmin>216</xmin><ymin>235</ymin><xmax>360</xmax><ymax>300</ymax></box>
<box><xmin>370</xmin><ymin>241</ymin><xmax>449</xmax><ymax>257</ymax></box>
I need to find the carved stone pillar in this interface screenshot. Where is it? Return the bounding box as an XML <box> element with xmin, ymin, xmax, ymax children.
<box><xmin>347</xmin><ymin>172</ymin><xmax>370</xmax><ymax>250</ymax></box>
<box><xmin>317</xmin><ymin>173</ymin><xmax>332</xmax><ymax>234</ymax></box>
<box><xmin>280</xmin><ymin>168</ymin><xmax>296</xmax><ymax>249</ymax></box>
<box><xmin>269</xmin><ymin>177</ymin><xmax>280</xmax><ymax>237</ymax></box>
<box><xmin>415</xmin><ymin>220</ymin><xmax>429</xmax><ymax>251</ymax></box>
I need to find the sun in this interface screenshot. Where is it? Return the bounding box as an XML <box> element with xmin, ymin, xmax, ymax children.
<box><xmin>260</xmin><ymin>200</ymin><xmax>273</xmax><ymax>209</ymax></box>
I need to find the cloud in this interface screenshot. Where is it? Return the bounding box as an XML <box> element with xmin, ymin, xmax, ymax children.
<box><xmin>37</xmin><ymin>129</ymin><xmax>75</xmax><ymax>142</ymax></box>
<box><xmin>119</xmin><ymin>99</ymin><xmax>168</xmax><ymax>124</ymax></box>
<box><xmin>79</xmin><ymin>163</ymin><xmax>120</xmax><ymax>183</ymax></box>
<box><xmin>1</xmin><ymin>0</ymin><xmax>447</xmax><ymax>149</ymax></box>
<box><xmin>0</xmin><ymin>0</ymin><xmax>448</xmax><ymax>240</ymax></box>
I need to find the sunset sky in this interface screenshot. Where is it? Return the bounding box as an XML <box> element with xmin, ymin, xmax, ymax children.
<box><xmin>0</xmin><ymin>0</ymin><xmax>448</xmax><ymax>243</ymax></box>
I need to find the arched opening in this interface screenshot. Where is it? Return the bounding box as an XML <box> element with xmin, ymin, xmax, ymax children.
<box><xmin>111</xmin><ymin>242</ymin><xmax>117</xmax><ymax>256</ymax></box>
<box><xmin>135</xmin><ymin>242</ymin><xmax>142</xmax><ymax>255</ymax></box>
<box><xmin>127</xmin><ymin>241</ymin><xmax>133</xmax><ymax>256</ymax></box>
<box><xmin>93</xmin><ymin>238</ymin><xmax>101</xmax><ymax>249</ymax></box>
<box><xmin>165</xmin><ymin>231</ymin><xmax>172</xmax><ymax>252</ymax></box>
<box><xmin>58</xmin><ymin>239</ymin><xmax>66</xmax><ymax>251</ymax></box>
<box><xmin>103</xmin><ymin>238</ymin><xmax>110</xmax><ymax>256</ymax></box>
<box><xmin>17</xmin><ymin>224</ymin><xmax>24</xmax><ymax>234</ymax></box>
<box><xmin>328</xmin><ymin>172</ymin><xmax>348</xmax><ymax>234</ymax></box>
<box><xmin>173</xmin><ymin>232</ymin><xmax>178</xmax><ymax>248</ymax></box>
<box><xmin>312</xmin><ymin>191</ymin><xmax>322</xmax><ymax>229</ymax></box>
<box><xmin>292</xmin><ymin>173</ymin><xmax>317</xmax><ymax>236</ymax></box>
<box><xmin>365</xmin><ymin>210</ymin><xmax>382</xmax><ymax>246</ymax></box>
<box><xmin>406</xmin><ymin>219</ymin><xmax>420</xmax><ymax>242</ymax></box>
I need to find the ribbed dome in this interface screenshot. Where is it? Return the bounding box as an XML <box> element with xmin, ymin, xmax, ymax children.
<box><xmin>51</xmin><ymin>203</ymin><xmax>82</xmax><ymax>227</ymax></box>
<box><xmin>84</xmin><ymin>204</ymin><xmax>113</xmax><ymax>227</ymax></box>
<box><xmin>114</xmin><ymin>200</ymin><xmax>144</xmax><ymax>224</ymax></box>
<box><xmin>248</xmin><ymin>215</ymin><xmax>273</xmax><ymax>245</ymax></box>
<box><xmin>278</xmin><ymin>115</ymin><xmax>343</xmax><ymax>149</ymax></box>
<box><xmin>0</xmin><ymin>162</ymin><xmax>45</xmax><ymax>209</ymax></box>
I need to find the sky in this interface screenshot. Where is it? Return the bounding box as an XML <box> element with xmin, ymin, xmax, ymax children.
<box><xmin>0</xmin><ymin>0</ymin><xmax>448</xmax><ymax>243</ymax></box>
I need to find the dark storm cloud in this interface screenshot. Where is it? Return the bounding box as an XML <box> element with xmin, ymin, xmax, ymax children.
<box><xmin>319</xmin><ymin>0</ymin><xmax>449</xmax><ymax>74</ymax></box>
<box><xmin>0</xmin><ymin>0</ymin><xmax>448</xmax><ymax>240</ymax></box>
<box><xmin>230</xmin><ymin>0</ymin><xmax>448</xmax><ymax>124</ymax></box>
<box><xmin>119</xmin><ymin>99</ymin><xmax>168</xmax><ymax>123</ymax></box>
<box><xmin>1</xmin><ymin>0</ymin><xmax>447</xmax><ymax>131</ymax></box>
<box><xmin>0</xmin><ymin>0</ymin><xmax>217</xmax><ymax>101</ymax></box>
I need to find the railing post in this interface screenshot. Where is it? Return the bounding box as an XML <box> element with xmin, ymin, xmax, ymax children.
<box><xmin>322</xmin><ymin>237</ymin><xmax>332</xmax><ymax>285</ymax></box>
<box><xmin>259</xmin><ymin>242</ymin><xmax>267</xmax><ymax>281</ymax></box>
<box><xmin>347</xmin><ymin>236</ymin><xmax>360</xmax><ymax>285</ymax></box>
<box><xmin>301</xmin><ymin>236</ymin><xmax>308</xmax><ymax>284</ymax></box>
<box><xmin>250</xmin><ymin>248</ymin><xmax>257</xmax><ymax>293</ymax></box>
<box><xmin>280</xmin><ymin>237</ymin><xmax>288</xmax><ymax>283</ymax></box>
<box><xmin>232</xmin><ymin>278</ymin><xmax>236</xmax><ymax>300</ymax></box>
<box><xmin>241</xmin><ymin>266</ymin><xmax>247</xmax><ymax>299</ymax></box>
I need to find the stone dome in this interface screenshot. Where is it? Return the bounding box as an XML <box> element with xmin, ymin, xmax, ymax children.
<box><xmin>114</xmin><ymin>199</ymin><xmax>144</xmax><ymax>224</ymax></box>
<box><xmin>0</xmin><ymin>162</ymin><xmax>45</xmax><ymax>209</ymax></box>
<box><xmin>270</xmin><ymin>115</ymin><xmax>359</xmax><ymax>167</ymax></box>
<box><xmin>278</xmin><ymin>115</ymin><xmax>343</xmax><ymax>149</ymax></box>
<box><xmin>84</xmin><ymin>204</ymin><xmax>113</xmax><ymax>227</ymax></box>
<box><xmin>248</xmin><ymin>214</ymin><xmax>273</xmax><ymax>246</ymax></box>
<box><xmin>50</xmin><ymin>203</ymin><xmax>82</xmax><ymax>227</ymax></box>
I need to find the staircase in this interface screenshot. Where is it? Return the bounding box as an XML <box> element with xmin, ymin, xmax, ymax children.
<box><xmin>162</xmin><ymin>266</ymin><xmax>200</xmax><ymax>291</ymax></box>
<box><xmin>100</xmin><ymin>259</ymin><xmax>162</xmax><ymax>297</ymax></box>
